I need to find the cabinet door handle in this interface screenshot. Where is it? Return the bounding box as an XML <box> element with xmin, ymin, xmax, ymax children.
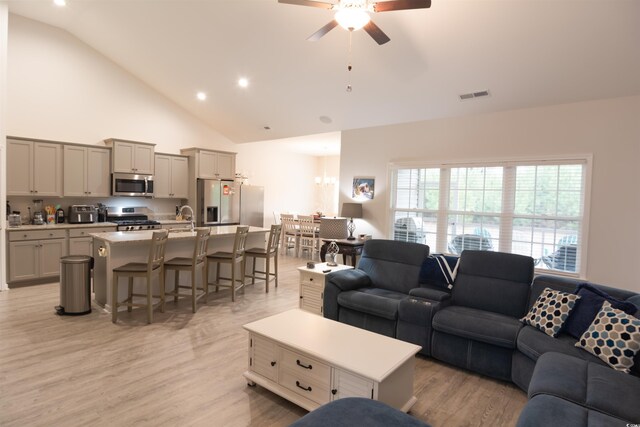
<box><xmin>295</xmin><ymin>381</ymin><xmax>312</xmax><ymax>392</ymax></box>
<box><xmin>270</xmin><ymin>361</ymin><xmax>276</xmax><ymax>367</ymax></box>
<box><xmin>331</xmin><ymin>389</ymin><xmax>337</xmax><ymax>395</ymax></box>
<box><xmin>309</xmin><ymin>278</ymin><xmax>313</xmax><ymax>281</ymax></box>
<box><xmin>296</xmin><ymin>359</ymin><xmax>312</xmax><ymax>370</ymax></box>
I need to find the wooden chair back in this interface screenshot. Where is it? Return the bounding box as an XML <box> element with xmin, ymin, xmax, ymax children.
<box><xmin>232</xmin><ymin>226</ymin><xmax>250</xmax><ymax>260</ymax></box>
<box><xmin>193</xmin><ymin>227</ymin><xmax>211</xmax><ymax>265</ymax></box>
<box><xmin>148</xmin><ymin>229</ymin><xmax>169</xmax><ymax>270</ymax></box>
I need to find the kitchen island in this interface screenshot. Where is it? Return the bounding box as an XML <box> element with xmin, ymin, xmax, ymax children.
<box><xmin>91</xmin><ymin>225</ymin><xmax>269</xmax><ymax>312</ymax></box>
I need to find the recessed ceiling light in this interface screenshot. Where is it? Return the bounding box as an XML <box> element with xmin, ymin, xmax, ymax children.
<box><xmin>54</xmin><ymin>0</ymin><xmax>66</xmax><ymax>6</ymax></box>
<box><xmin>238</xmin><ymin>78</ymin><xmax>249</xmax><ymax>88</ymax></box>
<box><xmin>196</xmin><ymin>92</ymin><xmax>207</xmax><ymax>101</ymax></box>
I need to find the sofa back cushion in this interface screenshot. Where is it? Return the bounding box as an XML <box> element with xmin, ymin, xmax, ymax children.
<box><xmin>357</xmin><ymin>240</ymin><xmax>430</xmax><ymax>294</ymax></box>
<box><xmin>529</xmin><ymin>275</ymin><xmax>639</xmax><ymax>309</ymax></box>
<box><xmin>452</xmin><ymin>250</ymin><xmax>534</xmax><ymax>318</ymax></box>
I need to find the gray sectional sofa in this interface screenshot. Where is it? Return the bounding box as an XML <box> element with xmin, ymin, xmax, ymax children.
<box><xmin>323</xmin><ymin>240</ymin><xmax>640</xmax><ymax>426</ymax></box>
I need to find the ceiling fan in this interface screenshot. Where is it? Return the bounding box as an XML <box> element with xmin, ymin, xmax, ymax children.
<box><xmin>278</xmin><ymin>0</ymin><xmax>432</xmax><ymax>45</ymax></box>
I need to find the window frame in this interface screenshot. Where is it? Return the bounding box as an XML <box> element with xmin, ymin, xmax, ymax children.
<box><xmin>388</xmin><ymin>154</ymin><xmax>593</xmax><ymax>278</ymax></box>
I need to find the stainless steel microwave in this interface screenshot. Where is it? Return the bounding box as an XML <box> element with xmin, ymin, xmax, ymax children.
<box><xmin>112</xmin><ymin>173</ymin><xmax>154</xmax><ymax>197</ymax></box>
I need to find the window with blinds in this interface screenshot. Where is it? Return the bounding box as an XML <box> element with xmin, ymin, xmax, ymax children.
<box><xmin>390</xmin><ymin>158</ymin><xmax>589</xmax><ymax>275</ymax></box>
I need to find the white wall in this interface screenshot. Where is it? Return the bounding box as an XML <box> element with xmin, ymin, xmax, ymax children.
<box><xmin>314</xmin><ymin>155</ymin><xmax>340</xmax><ymax>216</ymax></box>
<box><xmin>235</xmin><ymin>141</ymin><xmax>319</xmax><ymax>227</ymax></box>
<box><xmin>7</xmin><ymin>14</ymin><xmax>233</xmax><ymax>153</ymax></box>
<box><xmin>340</xmin><ymin>96</ymin><xmax>640</xmax><ymax>292</ymax></box>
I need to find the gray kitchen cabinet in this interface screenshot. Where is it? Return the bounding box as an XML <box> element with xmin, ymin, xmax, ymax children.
<box><xmin>8</xmin><ymin>229</ymin><xmax>67</xmax><ymax>283</ymax></box>
<box><xmin>181</xmin><ymin>148</ymin><xmax>236</xmax><ymax>179</ymax></box>
<box><xmin>7</xmin><ymin>138</ymin><xmax>63</xmax><ymax>197</ymax></box>
<box><xmin>105</xmin><ymin>139</ymin><xmax>155</xmax><ymax>174</ymax></box>
<box><xmin>63</xmin><ymin>145</ymin><xmax>111</xmax><ymax>197</ymax></box>
<box><xmin>154</xmin><ymin>154</ymin><xmax>189</xmax><ymax>198</ymax></box>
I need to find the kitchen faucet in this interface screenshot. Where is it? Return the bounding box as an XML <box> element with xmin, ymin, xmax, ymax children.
<box><xmin>180</xmin><ymin>205</ymin><xmax>195</xmax><ymax>231</ymax></box>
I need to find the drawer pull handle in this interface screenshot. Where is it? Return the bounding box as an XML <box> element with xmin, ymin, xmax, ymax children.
<box><xmin>270</xmin><ymin>361</ymin><xmax>276</xmax><ymax>367</ymax></box>
<box><xmin>309</xmin><ymin>278</ymin><xmax>313</xmax><ymax>281</ymax></box>
<box><xmin>296</xmin><ymin>360</ymin><xmax>312</xmax><ymax>370</ymax></box>
<box><xmin>295</xmin><ymin>381</ymin><xmax>312</xmax><ymax>392</ymax></box>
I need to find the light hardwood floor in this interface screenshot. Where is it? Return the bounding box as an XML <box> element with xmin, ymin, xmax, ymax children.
<box><xmin>0</xmin><ymin>254</ymin><xmax>526</xmax><ymax>427</ymax></box>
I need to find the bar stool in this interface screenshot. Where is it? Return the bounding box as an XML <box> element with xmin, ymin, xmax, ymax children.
<box><xmin>205</xmin><ymin>226</ymin><xmax>249</xmax><ymax>302</ymax></box>
<box><xmin>112</xmin><ymin>229</ymin><xmax>169</xmax><ymax>324</ymax></box>
<box><xmin>245</xmin><ymin>224</ymin><xmax>281</xmax><ymax>293</ymax></box>
<box><xmin>163</xmin><ymin>227</ymin><xmax>210</xmax><ymax>313</ymax></box>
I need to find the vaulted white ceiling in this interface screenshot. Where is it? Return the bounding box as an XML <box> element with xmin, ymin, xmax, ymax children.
<box><xmin>7</xmin><ymin>0</ymin><xmax>640</xmax><ymax>144</ymax></box>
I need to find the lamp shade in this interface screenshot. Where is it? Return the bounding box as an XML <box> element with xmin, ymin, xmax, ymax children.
<box><xmin>341</xmin><ymin>202</ymin><xmax>363</xmax><ymax>219</ymax></box>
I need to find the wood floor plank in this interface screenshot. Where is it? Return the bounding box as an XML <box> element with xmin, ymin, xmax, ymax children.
<box><xmin>0</xmin><ymin>254</ymin><xmax>526</xmax><ymax>426</ymax></box>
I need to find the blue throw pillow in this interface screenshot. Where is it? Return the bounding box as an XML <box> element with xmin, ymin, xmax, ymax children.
<box><xmin>419</xmin><ymin>254</ymin><xmax>459</xmax><ymax>290</ymax></box>
<box><xmin>563</xmin><ymin>283</ymin><xmax>639</xmax><ymax>339</ymax></box>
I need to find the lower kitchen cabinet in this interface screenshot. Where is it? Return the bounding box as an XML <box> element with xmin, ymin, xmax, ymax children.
<box><xmin>68</xmin><ymin>227</ymin><xmax>115</xmax><ymax>256</ymax></box>
<box><xmin>8</xmin><ymin>236</ymin><xmax>67</xmax><ymax>282</ymax></box>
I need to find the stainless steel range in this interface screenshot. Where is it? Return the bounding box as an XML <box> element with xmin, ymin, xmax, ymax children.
<box><xmin>107</xmin><ymin>207</ymin><xmax>161</xmax><ymax>231</ymax></box>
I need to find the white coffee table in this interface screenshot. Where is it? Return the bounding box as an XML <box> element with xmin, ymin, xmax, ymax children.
<box><xmin>243</xmin><ymin>309</ymin><xmax>421</xmax><ymax>412</ymax></box>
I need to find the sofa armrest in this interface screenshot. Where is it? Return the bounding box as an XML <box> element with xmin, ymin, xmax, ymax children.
<box><xmin>409</xmin><ymin>287</ymin><xmax>452</xmax><ymax>302</ymax></box>
<box><xmin>323</xmin><ymin>269</ymin><xmax>372</xmax><ymax>321</ymax></box>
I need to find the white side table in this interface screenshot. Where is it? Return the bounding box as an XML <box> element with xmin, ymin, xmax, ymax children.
<box><xmin>298</xmin><ymin>263</ymin><xmax>353</xmax><ymax>315</ymax></box>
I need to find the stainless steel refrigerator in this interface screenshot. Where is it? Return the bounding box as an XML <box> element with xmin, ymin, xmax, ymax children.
<box><xmin>197</xmin><ymin>179</ymin><xmax>264</xmax><ymax>227</ymax></box>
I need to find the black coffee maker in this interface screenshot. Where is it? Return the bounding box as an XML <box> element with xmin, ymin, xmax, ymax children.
<box><xmin>96</xmin><ymin>204</ymin><xmax>108</xmax><ymax>222</ymax></box>
<box><xmin>55</xmin><ymin>208</ymin><xmax>65</xmax><ymax>224</ymax></box>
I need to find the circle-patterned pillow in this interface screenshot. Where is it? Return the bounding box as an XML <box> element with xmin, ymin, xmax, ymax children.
<box><xmin>575</xmin><ymin>301</ymin><xmax>640</xmax><ymax>373</ymax></box>
<box><xmin>520</xmin><ymin>287</ymin><xmax>580</xmax><ymax>337</ymax></box>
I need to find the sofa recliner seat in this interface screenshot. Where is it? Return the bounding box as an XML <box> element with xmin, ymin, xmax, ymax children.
<box><xmin>432</xmin><ymin>305</ymin><xmax>523</xmax><ymax>349</ymax></box>
<box><xmin>527</xmin><ymin>352</ymin><xmax>640</xmax><ymax>423</ymax></box>
<box><xmin>324</xmin><ymin>239</ymin><xmax>435</xmax><ymax>354</ymax></box>
<box><xmin>431</xmin><ymin>250</ymin><xmax>534</xmax><ymax>381</ymax></box>
<box><xmin>516</xmin><ymin>394</ymin><xmax>625</xmax><ymax>427</ymax></box>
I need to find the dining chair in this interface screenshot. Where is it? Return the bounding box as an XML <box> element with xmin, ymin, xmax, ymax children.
<box><xmin>245</xmin><ymin>224</ymin><xmax>281</xmax><ymax>293</ymax></box>
<box><xmin>297</xmin><ymin>215</ymin><xmax>319</xmax><ymax>259</ymax></box>
<box><xmin>163</xmin><ymin>227</ymin><xmax>210</xmax><ymax>313</ymax></box>
<box><xmin>280</xmin><ymin>213</ymin><xmax>299</xmax><ymax>255</ymax></box>
<box><xmin>112</xmin><ymin>229</ymin><xmax>169</xmax><ymax>324</ymax></box>
<box><xmin>205</xmin><ymin>226</ymin><xmax>249</xmax><ymax>302</ymax></box>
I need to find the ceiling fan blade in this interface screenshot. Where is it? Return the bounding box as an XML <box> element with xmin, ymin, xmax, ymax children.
<box><xmin>373</xmin><ymin>0</ymin><xmax>431</xmax><ymax>13</ymax></box>
<box><xmin>363</xmin><ymin>20</ymin><xmax>391</xmax><ymax>45</ymax></box>
<box><xmin>307</xmin><ymin>20</ymin><xmax>339</xmax><ymax>41</ymax></box>
<box><xmin>278</xmin><ymin>0</ymin><xmax>335</xmax><ymax>10</ymax></box>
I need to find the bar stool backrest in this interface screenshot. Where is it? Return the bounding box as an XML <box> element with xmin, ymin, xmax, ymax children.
<box><xmin>193</xmin><ymin>227</ymin><xmax>211</xmax><ymax>265</ymax></box>
<box><xmin>267</xmin><ymin>224</ymin><xmax>282</xmax><ymax>253</ymax></box>
<box><xmin>233</xmin><ymin>226</ymin><xmax>250</xmax><ymax>259</ymax></box>
<box><xmin>149</xmin><ymin>229</ymin><xmax>169</xmax><ymax>270</ymax></box>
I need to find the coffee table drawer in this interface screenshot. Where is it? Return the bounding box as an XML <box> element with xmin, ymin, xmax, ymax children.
<box><xmin>281</xmin><ymin>347</ymin><xmax>330</xmax><ymax>384</ymax></box>
<box><xmin>279</xmin><ymin>369</ymin><xmax>330</xmax><ymax>405</ymax></box>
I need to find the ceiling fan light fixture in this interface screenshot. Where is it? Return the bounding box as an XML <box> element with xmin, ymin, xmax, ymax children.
<box><xmin>335</xmin><ymin>9</ymin><xmax>371</xmax><ymax>31</ymax></box>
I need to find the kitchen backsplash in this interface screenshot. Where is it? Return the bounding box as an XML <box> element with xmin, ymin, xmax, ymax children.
<box><xmin>7</xmin><ymin>196</ymin><xmax>186</xmax><ymax>224</ymax></box>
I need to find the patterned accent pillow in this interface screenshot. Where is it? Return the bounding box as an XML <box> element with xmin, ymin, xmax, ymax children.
<box><xmin>576</xmin><ymin>301</ymin><xmax>640</xmax><ymax>373</ymax></box>
<box><xmin>521</xmin><ymin>287</ymin><xmax>580</xmax><ymax>337</ymax></box>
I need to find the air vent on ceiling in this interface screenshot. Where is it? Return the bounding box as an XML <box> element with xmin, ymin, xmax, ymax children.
<box><xmin>459</xmin><ymin>90</ymin><xmax>491</xmax><ymax>101</ymax></box>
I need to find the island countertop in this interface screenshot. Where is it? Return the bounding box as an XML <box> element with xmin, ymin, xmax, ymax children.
<box><xmin>90</xmin><ymin>225</ymin><xmax>268</xmax><ymax>244</ymax></box>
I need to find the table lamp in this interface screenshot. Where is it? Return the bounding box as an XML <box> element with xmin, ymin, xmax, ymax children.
<box><xmin>341</xmin><ymin>202</ymin><xmax>363</xmax><ymax>240</ymax></box>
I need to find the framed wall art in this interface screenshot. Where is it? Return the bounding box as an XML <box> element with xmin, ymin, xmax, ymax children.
<box><xmin>352</xmin><ymin>177</ymin><xmax>375</xmax><ymax>200</ymax></box>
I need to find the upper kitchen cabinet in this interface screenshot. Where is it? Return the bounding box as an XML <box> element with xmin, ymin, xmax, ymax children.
<box><xmin>7</xmin><ymin>138</ymin><xmax>63</xmax><ymax>197</ymax></box>
<box><xmin>104</xmin><ymin>139</ymin><xmax>155</xmax><ymax>174</ymax></box>
<box><xmin>63</xmin><ymin>145</ymin><xmax>111</xmax><ymax>197</ymax></box>
<box><xmin>154</xmin><ymin>154</ymin><xmax>189</xmax><ymax>199</ymax></box>
<box><xmin>181</xmin><ymin>148</ymin><xmax>236</xmax><ymax>179</ymax></box>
